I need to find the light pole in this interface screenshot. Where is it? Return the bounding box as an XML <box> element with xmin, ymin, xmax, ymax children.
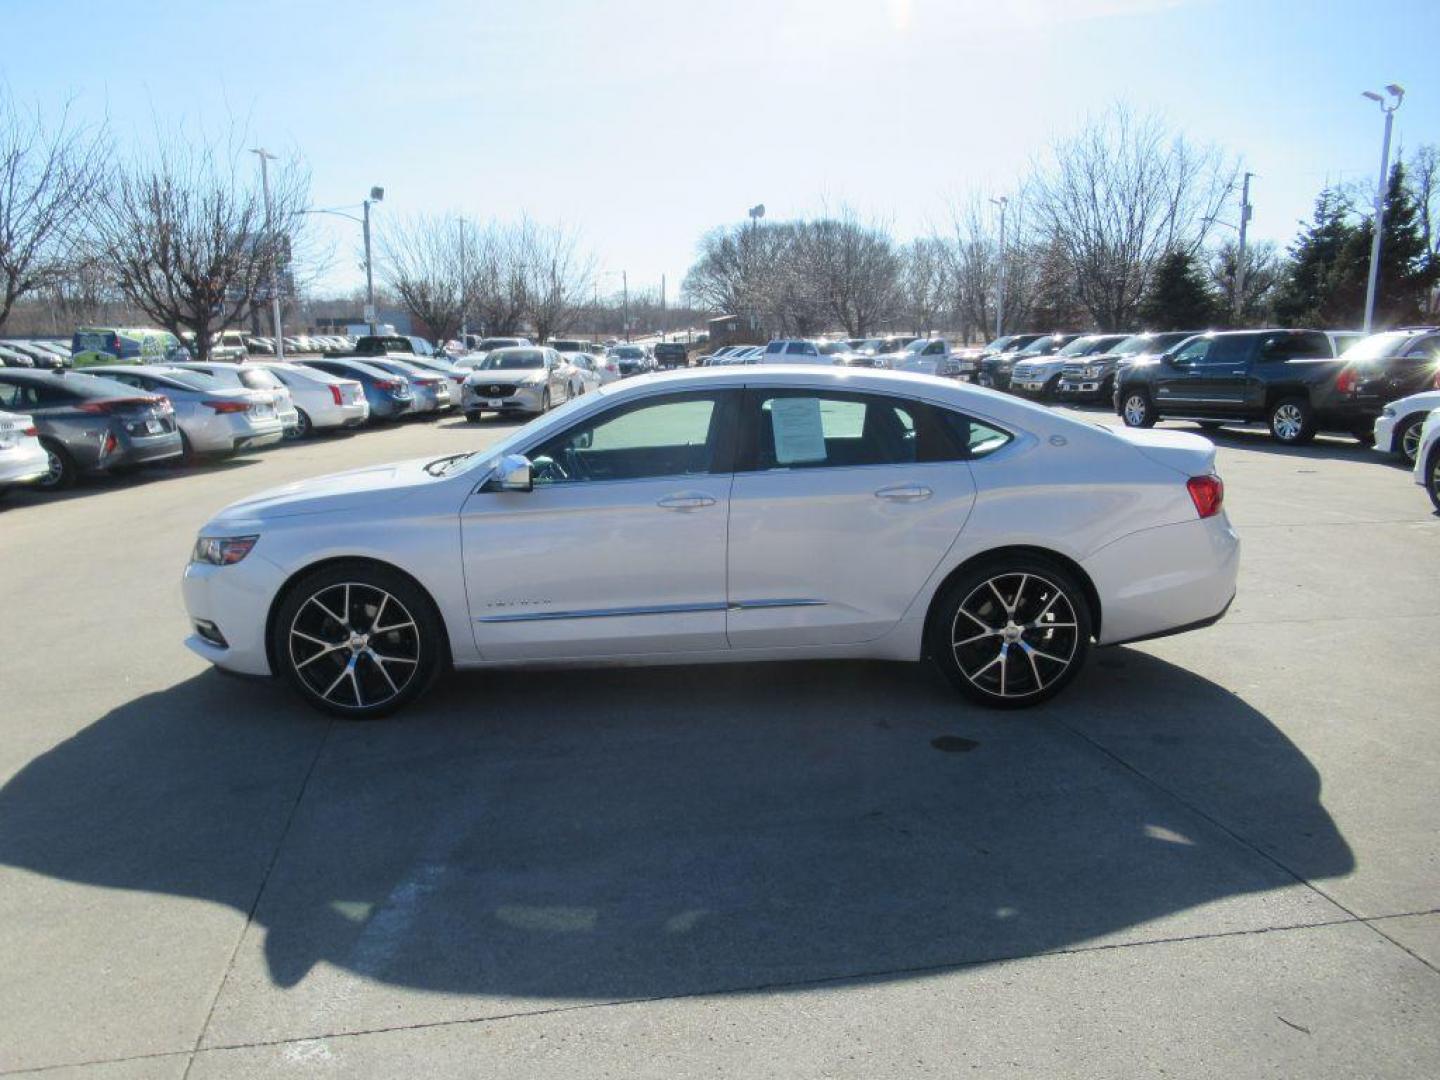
<box><xmin>1235</xmin><ymin>171</ymin><xmax>1254</xmax><ymax>321</ymax></box>
<box><xmin>1361</xmin><ymin>84</ymin><xmax>1404</xmax><ymax>333</ymax></box>
<box><xmin>747</xmin><ymin>204</ymin><xmax>764</xmax><ymax>335</ymax></box>
<box><xmin>601</xmin><ymin>269</ymin><xmax>629</xmax><ymax>341</ymax></box>
<box><xmin>248</xmin><ymin>148</ymin><xmax>285</xmax><ymax>360</ymax></box>
<box><xmin>363</xmin><ymin>186</ymin><xmax>384</xmax><ymax>335</ymax></box>
<box><xmin>990</xmin><ymin>196</ymin><xmax>1008</xmax><ymax>339</ymax></box>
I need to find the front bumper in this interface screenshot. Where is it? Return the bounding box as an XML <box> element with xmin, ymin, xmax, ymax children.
<box><xmin>1082</xmin><ymin>513</ymin><xmax>1240</xmax><ymax>646</ymax></box>
<box><xmin>463</xmin><ymin>382</ymin><xmax>545</xmax><ymax>414</ymax></box>
<box><xmin>1372</xmin><ymin>412</ymin><xmax>1398</xmax><ymax>453</ymax></box>
<box><xmin>182</xmin><ymin>553</ymin><xmax>288</xmax><ymax>676</ymax></box>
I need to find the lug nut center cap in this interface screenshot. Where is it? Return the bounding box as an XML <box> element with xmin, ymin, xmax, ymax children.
<box><xmin>1002</xmin><ymin>623</ymin><xmax>1024</xmax><ymax>643</ymax></box>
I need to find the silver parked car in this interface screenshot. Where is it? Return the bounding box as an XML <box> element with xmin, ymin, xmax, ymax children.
<box><xmin>169</xmin><ymin>362</ymin><xmax>301</xmax><ymax>435</ymax></box>
<box><xmin>461</xmin><ymin>346</ymin><xmax>574</xmax><ymax>421</ymax></box>
<box><xmin>82</xmin><ymin>365</ymin><xmax>283</xmax><ymax>461</ymax></box>
<box><xmin>250</xmin><ymin>362</ymin><xmax>369</xmax><ymax>436</ymax></box>
<box><xmin>0</xmin><ymin>369</ymin><xmax>182</xmax><ymax>490</ymax></box>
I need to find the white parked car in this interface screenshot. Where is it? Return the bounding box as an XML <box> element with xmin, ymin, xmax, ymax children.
<box><xmin>0</xmin><ymin>409</ymin><xmax>47</xmax><ymax>495</ymax></box>
<box><xmin>251</xmin><ymin>362</ymin><xmax>370</xmax><ymax>435</ymax></box>
<box><xmin>1413</xmin><ymin>407</ymin><xmax>1440</xmax><ymax>511</ymax></box>
<box><xmin>759</xmin><ymin>339</ymin><xmax>839</xmax><ymax>365</ymax></box>
<box><xmin>183</xmin><ymin>367</ymin><xmax>1239</xmax><ymax>719</ymax></box>
<box><xmin>566</xmin><ymin>353</ymin><xmax>605</xmax><ymax>394</ymax></box>
<box><xmin>1374</xmin><ymin>389</ymin><xmax>1440</xmax><ymax>466</ymax></box>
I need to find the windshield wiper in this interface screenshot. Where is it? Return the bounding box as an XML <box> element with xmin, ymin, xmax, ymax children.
<box><xmin>424</xmin><ymin>452</ymin><xmax>475</xmax><ymax>476</ymax></box>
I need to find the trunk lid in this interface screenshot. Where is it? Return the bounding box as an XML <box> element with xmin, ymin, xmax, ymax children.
<box><xmin>1109</xmin><ymin>425</ymin><xmax>1216</xmax><ymax>477</ymax></box>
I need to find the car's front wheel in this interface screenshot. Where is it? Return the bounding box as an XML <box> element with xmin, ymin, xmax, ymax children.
<box><xmin>34</xmin><ymin>438</ymin><xmax>76</xmax><ymax>491</ymax></box>
<box><xmin>272</xmin><ymin>563</ymin><xmax>444</xmax><ymax>719</ymax></box>
<box><xmin>1395</xmin><ymin>414</ymin><xmax>1424</xmax><ymax>464</ymax></box>
<box><xmin>1120</xmin><ymin>389</ymin><xmax>1156</xmax><ymax>428</ymax></box>
<box><xmin>928</xmin><ymin>556</ymin><xmax>1093</xmax><ymax>709</ymax></box>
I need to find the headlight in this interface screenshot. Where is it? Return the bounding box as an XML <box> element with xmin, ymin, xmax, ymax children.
<box><xmin>1084</xmin><ymin>366</ymin><xmax>1101</xmax><ymax>378</ymax></box>
<box><xmin>192</xmin><ymin>535</ymin><xmax>259</xmax><ymax>565</ymax></box>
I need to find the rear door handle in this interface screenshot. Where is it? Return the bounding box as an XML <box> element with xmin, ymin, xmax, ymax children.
<box><xmin>657</xmin><ymin>493</ymin><xmax>716</xmax><ymax>509</ymax></box>
<box><xmin>875</xmin><ymin>485</ymin><xmax>932</xmax><ymax>502</ymax></box>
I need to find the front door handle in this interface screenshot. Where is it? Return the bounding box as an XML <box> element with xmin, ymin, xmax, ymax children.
<box><xmin>875</xmin><ymin>485</ymin><xmax>932</xmax><ymax>502</ymax></box>
<box><xmin>657</xmin><ymin>493</ymin><xmax>717</xmax><ymax>510</ymax></box>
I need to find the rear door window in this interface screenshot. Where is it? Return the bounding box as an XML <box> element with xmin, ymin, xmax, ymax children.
<box><xmin>742</xmin><ymin>390</ymin><xmax>968</xmax><ymax>470</ymax></box>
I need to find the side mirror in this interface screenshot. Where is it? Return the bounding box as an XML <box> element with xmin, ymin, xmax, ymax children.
<box><xmin>490</xmin><ymin>453</ymin><xmax>532</xmax><ymax>492</ymax></box>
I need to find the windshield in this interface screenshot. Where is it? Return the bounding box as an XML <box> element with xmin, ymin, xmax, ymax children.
<box><xmin>1017</xmin><ymin>337</ymin><xmax>1060</xmax><ymax>356</ymax></box>
<box><xmin>1057</xmin><ymin>336</ymin><xmax>1104</xmax><ymax>357</ymax></box>
<box><xmin>818</xmin><ymin>342</ymin><xmax>850</xmax><ymax>355</ymax></box>
<box><xmin>480</xmin><ymin>349</ymin><xmax>545</xmax><ymax>370</ymax></box>
<box><xmin>1113</xmin><ymin>334</ymin><xmax>1166</xmax><ymax>357</ymax></box>
<box><xmin>1338</xmin><ymin>332</ymin><xmax>1409</xmax><ymax>364</ymax></box>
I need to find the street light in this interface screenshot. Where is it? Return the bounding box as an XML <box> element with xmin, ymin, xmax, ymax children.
<box><xmin>1360</xmin><ymin>83</ymin><xmax>1404</xmax><ymax>333</ymax></box>
<box><xmin>990</xmin><ymin>196</ymin><xmax>1008</xmax><ymax>338</ymax></box>
<box><xmin>298</xmin><ymin>185</ymin><xmax>384</xmax><ymax>336</ymax></box>
<box><xmin>248</xmin><ymin>148</ymin><xmax>285</xmax><ymax>360</ymax></box>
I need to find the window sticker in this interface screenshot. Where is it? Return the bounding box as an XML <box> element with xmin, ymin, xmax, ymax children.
<box><xmin>770</xmin><ymin>397</ymin><xmax>827</xmax><ymax>464</ymax></box>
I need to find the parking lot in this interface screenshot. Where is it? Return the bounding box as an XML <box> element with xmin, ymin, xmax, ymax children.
<box><xmin>1</xmin><ymin>407</ymin><xmax>1437</xmax><ymax>1078</ymax></box>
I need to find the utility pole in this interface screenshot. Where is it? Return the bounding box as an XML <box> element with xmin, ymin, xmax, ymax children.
<box><xmin>249</xmin><ymin>148</ymin><xmax>285</xmax><ymax>360</ymax></box>
<box><xmin>1361</xmin><ymin>85</ymin><xmax>1404</xmax><ymax>333</ymax></box>
<box><xmin>990</xmin><ymin>196</ymin><xmax>1008</xmax><ymax>338</ymax></box>
<box><xmin>1235</xmin><ymin>171</ymin><xmax>1254</xmax><ymax>322</ymax></box>
<box><xmin>458</xmin><ymin>215</ymin><xmax>468</xmax><ymax>344</ymax></box>
<box><xmin>623</xmin><ymin>270</ymin><xmax>630</xmax><ymax>343</ymax></box>
<box><xmin>660</xmin><ymin>273</ymin><xmax>666</xmax><ymax>339</ymax></box>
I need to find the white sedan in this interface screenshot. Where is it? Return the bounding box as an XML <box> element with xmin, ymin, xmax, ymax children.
<box><xmin>182</xmin><ymin>367</ymin><xmax>1240</xmax><ymax>718</ymax></box>
<box><xmin>0</xmin><ymin>409</ymin><xmax>47</xmax><ymax>494</ymax></box>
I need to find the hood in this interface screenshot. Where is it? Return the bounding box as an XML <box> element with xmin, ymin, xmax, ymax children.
<box><xmin>208</xmin><ymin>457</ymin><xmax>442</xmax><ymax>524</ymax></box>
<box><xmin>1109</xmin><ymin>426</ymin><xmax>1216</xmax><ymax>477</ymax></box>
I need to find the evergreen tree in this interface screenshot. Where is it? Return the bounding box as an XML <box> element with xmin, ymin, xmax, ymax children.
<box><xmin>1369</xmin><ymin>161</ymin><xmax>1438</xmax><ymax>325</ymax></box>
<box><xmin>1137</xmin><ymin>249</ymin><xmax>1218</xmax><ymax>330</ymax></box>
<box><xmin>1273</xmin><ymin>188</ymin><xmax>1357</xmax><ymax>325</ymax></box>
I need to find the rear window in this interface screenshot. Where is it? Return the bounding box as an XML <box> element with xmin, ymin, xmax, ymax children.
<box><xmin>237</xmin><ymin>369</ymin><xmax>282</xmax><ymax>390</ymax></box>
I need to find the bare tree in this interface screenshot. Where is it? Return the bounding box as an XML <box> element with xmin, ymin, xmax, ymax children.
<box><xmin>0</xmin><ymin>91</ymin><xmax>104</xmax><ymax>333</ymax></box>
<box><xmin>1030</xmin><ymin>104</ymin><xmax>1237</xmax><ymax>330</ymax></box>
<box><xmin>513</xmin><ymin>217</ymin><xmax>592</xmax><ymax>342</ymax></box>
<box><xmin>794</xmin><ymin>210</ymin><xmax>901</xmax><ymax>336</ymax></box>
<box><xmin>1209</xmin><ymin>238</ymin><xmax>1282</xmax><ymax>326</ymax></box>
<box><xmin>942</xmin><ymin>191</ymin><xmax>1045</xmax><ymax>341</ymax></box>
<box><xmin>899</xmin><ymin>236</ymin><xmax>949</xmax><ymax>335</ymax></box>
<box><xmin>381</xmin><ymin>212</ymin><xmax>477</xmax><ymax>343</ymax></box>
<box><xmin>89</xmin><ymin>132</ymin><xmax>310</xmax><ymax>359</ymax></box>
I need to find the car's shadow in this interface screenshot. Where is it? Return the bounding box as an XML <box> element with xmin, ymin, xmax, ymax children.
<box><xmin>0</xmin><ymin>653</ymin><xmax>1352</xmax><ymax>1000</ymax></box>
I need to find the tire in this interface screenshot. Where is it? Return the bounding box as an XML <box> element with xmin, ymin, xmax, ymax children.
<box><xmin>540</xmin><ymin>389</ymin><xmax>551</xmax><ymax>413</ymax></box>
<box><xmin>176</xmin><ymin>432</ymin><xmax>197</xmax><ymax>466</ymax></box>
<box><xmin>1198</xmin><ymin>421</ymin><xmax>1225</xmax><ymax>432</ymax></box>
<box><xmin>1394</xmin><ymin>414</ymin><xmax>1424</xmax><ymax>464</ymax></box>
<box><xmin>1351</xmin><ymin>427</ymin><xmax>1375</xmax><ymax>448</ymax></box>
<box><xmin>271</xmin><ymin>563</ymin><xmax>445</xmax><ymax>719</ymax></box>
<box><xmin>464</xmin><ymin>411</ymin><xmax>482</xmax><ymax>424</ymax></box>
<box><xmin>1268</xmin><ymin>397</ymin><xmax>1316</xmax><ymax>445</ymax></box>
<box><xmin>928</xmin><ymin>555</ymin><xmax>1093</xmax><ymax>709</ymax></box>
<box><xmin>1427</xmin><ymin>443</ymin><xmax>1440</xmax><ymax>513</ymax></box>
<box><xmin>34</xmin><ymin>438</ymin><xmax>76</xmax><ymax>491</ymax></box>
<box><xmin>293</xmin><ymin>409</ymin><xmax>313</xmax><ymax>439</ymax></box>
<box><xmin>1120</xmin><ymin>389</ymin><xmax>1156</xmax><ymax>428</ymax></box>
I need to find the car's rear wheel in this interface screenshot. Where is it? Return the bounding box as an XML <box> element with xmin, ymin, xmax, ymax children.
<box><xmin>929</xmin><ymin>557</ymin><xmax>1093</xmax><ymax>709</ymax></box>
<box><xmin>464</xmin><ymin>411</ymin><xmax>482</xmax><ymax>423</ymax></box>
<box><xmin>272</xmin><ymin>564</ymin><xmax>444</xmax><ymax>719</ymax></box>
<box><xmin>293</xmin><ymin>409</ymin><xmax>313</xmax><ymax>439</ymax></box>
<box><xmin>1395</xmin><ymin>414</ymin><xmax>1424</xmax><ymax>464</ymax></box>
<box><xmin>540</xmin><ymin>389</ymin><xmax>552</xmax><ymax>413</ymax></box>
<box><xmin>1269</xmin><ymin>398</ymin><xmax>1316</xmax><ymax>445</ymax></box>
<box><xmin>1121</xmin><ymin>390</ymin><xmax>1156</xmax><ymax>428</ymax></box>
<box><xmin>34</xmin><ymin>438</ymin><xmax>76</xmax><ymax>491</ymax></box>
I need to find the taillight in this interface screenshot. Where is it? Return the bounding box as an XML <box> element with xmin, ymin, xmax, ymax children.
<box><xmin>204</xmin><ymin>400</ymin><xmax>251</xmax><ymax>414</ymax></box>
<box><xmin>101</xmin><ymin>431</ymin><xmax>118</xmax><ymax>457</ymax></box>
<box><xmin>77</xmin><ymin>397</ymin><xmax>156</xmax><ymax>415</ymax></box>
<box><xmin>374</xmin><ymin>378</ymin><xmax>400</xmax><ymax>391</ymax></box>
<box><xmin>1335</xmin><ymin>368</ymin><xmax>1358</xmax><ymax>395</ymax></box>
<box><xmin>23</xmin><ymin>424</ymin><xmax>37</xmax><ymax>436</ymax></box>
<box><xmin>1187</xmin><ymin>475</ymin><xmax>1224</xmax><ymax>519</ymax></box>
<box><xmin>329</xmin><ymin>384</ymin><xmax>343</xmax><ymax>405</ymax></box>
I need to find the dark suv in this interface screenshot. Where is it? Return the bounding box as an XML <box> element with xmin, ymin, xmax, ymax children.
<box><xmin>653</xmin><ymin>342</ymin><xmax>688</xmax><ymax>369</ymax></box>
<box><xmin>1113</xmin><ymin>328</ymin><xmax>1389</xmax><ymax>445</ymax></box>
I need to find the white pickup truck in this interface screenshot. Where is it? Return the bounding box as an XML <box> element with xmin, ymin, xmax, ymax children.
<box><xmin>889</xmin><ymin>338</ymin><xmax>973</xmax><ymax>379</ymax></box>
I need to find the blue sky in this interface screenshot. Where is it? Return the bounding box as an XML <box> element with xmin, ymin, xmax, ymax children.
<box><xmin>3</xmin><ymin>0</ymin><xmax>1438</xmax><ymax>299</ymax></box>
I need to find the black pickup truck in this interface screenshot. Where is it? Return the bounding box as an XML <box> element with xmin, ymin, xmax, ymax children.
<box><xmin>1113</xmin><ymin>328</ymin><xmax>1388</xmax><ymax>445</ymax></box>
<box><xmin>325</xmin><ymin>334</ymin><xmax>440</xmax><ymax>360</ymax></box>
